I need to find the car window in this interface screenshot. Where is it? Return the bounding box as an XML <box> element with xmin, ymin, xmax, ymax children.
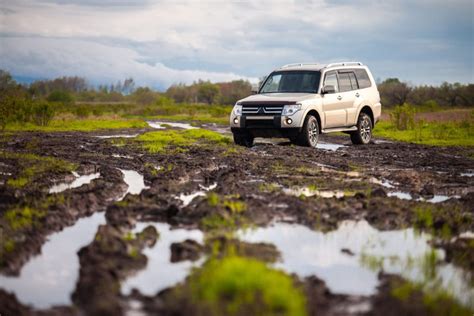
<box><xmin>354</xmin><ymin>69</ymin><xmax>371</xmax><ymax>89</ymax></box>
<box><xmin>260</xmin><ymin>71</ymin><xmax>321</xmax><ymax>93</ymax></box>
<box><xmin>338</xmin><ymin>72</ymin><xmax>352</xmax><ymax>92</ymax></box>
<box><xmin>261</xmin><ymin>74</ymin><xmax>281</xmax><ymax>93</ymax></box>
<box><xmin>348</xmin><ymin>72</ymin><xmax>358</xmax><ymax>90</ymax></box>
<box><xmin>323</xmin><ymin>71</ymin><xmax>338</xmax><ymax>93</ymax></box>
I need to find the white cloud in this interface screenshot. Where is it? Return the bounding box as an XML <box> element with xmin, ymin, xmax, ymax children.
<box><xmin>0</xmin><ymin>0</ymin><xmax>472</xmax><ymax>85</ymax></box>
<box><xmin>0</xmin><ymin>37</ymin><xmax>256</xmax><ymax>89</ymax></box>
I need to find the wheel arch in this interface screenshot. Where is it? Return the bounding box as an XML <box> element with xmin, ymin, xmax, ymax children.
<box><xmin>305</xmin><ymin>109</ymin><xmax>322</xmax><ymax>133</ymax></box>
<box><xmin>357</xmin><ymin>105</ymin><xmax>374</xmax><ymax>128</ymax></box>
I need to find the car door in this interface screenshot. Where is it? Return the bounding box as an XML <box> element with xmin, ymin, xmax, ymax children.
<box><xmin>336</xmin><ymin>71</ymin><xmax>358</xmax><ymax>127</ymax></box>
<box><xmin>347</xmin><ymin>71</ymin><xmax>361</xmax><ymax>125</ymax></box>
<box><xmin>322</xmin><ymin>71</ymin><xmax>346</xmax><ymax>128</ymax></box>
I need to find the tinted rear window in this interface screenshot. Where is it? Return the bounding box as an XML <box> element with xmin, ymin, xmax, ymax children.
<box><xmin>354</xmin><ymin>69</ymin><xmax>371</xmax><ymax>89</ymax></box>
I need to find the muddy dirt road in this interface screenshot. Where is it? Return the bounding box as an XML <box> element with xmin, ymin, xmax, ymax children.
<box><xmin>0</xmin><ymin>122</ymin><xmax>473</xmax><ymax>315</ymax></box>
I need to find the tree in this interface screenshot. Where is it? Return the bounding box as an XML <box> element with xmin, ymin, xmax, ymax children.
<box><xmin>197</xmin><ymin>81</ymin><xmax>220</xmax><ymax>104</ymax></box>
<box><xmin>47</xmin><ymin>90</ymin><xmax>75</xmax><ymax>104</ymax></box>
<box><xmin>378</xmin><ymin>78</ymin><xmax>412</xmax><ymax>107</ymax></box>
<box><xmin>130</xmin><ymin>87</ymin><xmax>160</xmax><ymax>105</ymax></box>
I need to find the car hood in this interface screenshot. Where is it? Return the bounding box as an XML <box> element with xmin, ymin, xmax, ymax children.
<box><xmin>238</xmin><ymin>93</ymin><xmax>319</xmax><ymax>104</ymax></box>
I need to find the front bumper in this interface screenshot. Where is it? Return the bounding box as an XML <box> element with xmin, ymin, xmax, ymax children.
<box><xmin>230</xmin><ymin>111</ymin><xmax>305</xmax><ymax>129</ymax></box>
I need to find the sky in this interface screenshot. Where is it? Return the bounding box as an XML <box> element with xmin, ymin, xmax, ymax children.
<box><xmin>0</xmin><ymin>0</ymin><xmax>472</xmax><ymax>90</ymax></box>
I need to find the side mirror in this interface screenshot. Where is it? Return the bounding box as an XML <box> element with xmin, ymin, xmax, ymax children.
<box><xmin>322</xmin><ymin>85</ymin><xmax>336</xmax><ymax>94</ymax></box>
<box><xmin>251</xmin><ymin>83</ymin><xmax>259</xmax><ymax>94</ymax></box>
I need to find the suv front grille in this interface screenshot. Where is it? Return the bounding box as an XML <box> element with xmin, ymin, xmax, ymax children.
<box><xmin>242</xmin><ymin>105</ymin><xmax>284</xmax><ymax>115</ymax></box>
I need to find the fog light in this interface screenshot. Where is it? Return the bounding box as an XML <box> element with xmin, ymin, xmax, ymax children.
<box><xmin>286</xmin><ymin>118</ymin><xmax>293</xmax><ymax>125</ymax></box>
<box><xmin>233</xmin><ymin>118</ymin><xmax>239</xmax><ymax>124</ymax></box>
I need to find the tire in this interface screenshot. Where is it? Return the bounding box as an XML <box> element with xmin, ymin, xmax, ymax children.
<box><xmin>351</xmin><ymin>112</ymin><xmax>372</xmax><ymax>145</ymax></box>
<box><xmin>233</xmin><ymin>131</ymin><xmax>254</xmax><ymax>147</ymax></box>
<box><xmin>295</xmin><ymin>115</ymin><xmax>319</xmax><ymax>148</ymax></box>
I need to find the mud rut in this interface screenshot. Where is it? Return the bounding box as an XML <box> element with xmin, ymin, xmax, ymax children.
<box><xmin>0</xmin><ymin>125</ymin><xmax>473</xmax><ymax>315</ymax></box>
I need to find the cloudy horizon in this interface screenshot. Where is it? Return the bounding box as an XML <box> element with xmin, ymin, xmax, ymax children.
<box><xmin>0</xmin><ymin>0</ymin><xmax>472</xmax><ymax>90</ymax></box>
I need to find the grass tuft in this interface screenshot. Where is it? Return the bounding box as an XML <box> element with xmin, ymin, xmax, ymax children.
<box><xmin>137</xmin><ymin>129</ymin><xmax>231</xmax><ymax>153</ymax></box>
<box><xmin>190</xmin><ymin>255</ymin><xmax>307</xmax><ymax>316</ymax></box>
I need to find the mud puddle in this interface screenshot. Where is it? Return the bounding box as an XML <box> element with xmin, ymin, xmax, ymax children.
<box><xmin>0</xmin><ymin>212</ymin><xmax>106</xmax><ymax>308</ymax></box>
<box><xmin>121</xmin><ymin>222</ymin><xmax>204</xmax><ymax>296</ymax></box>
<box><xmin>119</xmin><ymin>169</ymin><xmax>149</xmax><ymax>200</ymax></box>
<box><xmin>316</xmin><ymin>142</ymin><xmax>346</xmax><ymax>151</ymax></box>
<box><xmin>283</xmin><ymin>186</ymin><xmax>348</xmax><ymax>199</ymax></box>
<box><xmin>147</xmin><ymin>121</ymin><xmax>197</xmax><ymax>130</ymax></box>
<box><xmin>96</xmin><ymin>134</ymin><xmax>139</xmax><ymax>139</ymax></box>
<box><xmin>387</xmin><ymin>191</ymin><xmax>460</xmax><ymax>203</ymax></box>
<box><xmin>49</xmin><ymin>171</ymin><xmax>101</xmax><ymax>194</ymax></box>
<box><xmin>238</xmin><ymin>220</ymin><xmax>474</xmax><ymax>308</ymax></box>
<box><xmin>177</xmin><ymin>183</ymin><xmax>217</xmax><ymax>207</ymax></box>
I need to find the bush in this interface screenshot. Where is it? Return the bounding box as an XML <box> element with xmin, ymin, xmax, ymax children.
<box><xmin>390</xmin><ymin>103</ymin><xmax>416</xmax><ymax>130</ymax></box>
<box><xmin>32</xmin><ymin>101</ymin><xmax>55</xmax><ymax>126</ymax></box>
<box><xmin>74</xmin><ymin>105</ymin><xmax>91</xmax><ymax>118</ymax></box>
<box><xmin>47</xmin><ymin>90</ymin><xmax>74</xmax><ymax>105</ymax></box>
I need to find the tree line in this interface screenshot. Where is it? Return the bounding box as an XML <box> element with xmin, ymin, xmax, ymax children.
<box><xmin>1</xmin><ymin>69</ymin><xmax>473</xmax><ymax>108</ymax></box>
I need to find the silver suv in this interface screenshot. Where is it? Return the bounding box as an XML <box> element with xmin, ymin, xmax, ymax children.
<box><xmin>230</xmin><ymin>62</ymin><xmax>382</xmax><ymax>147</ymax></box>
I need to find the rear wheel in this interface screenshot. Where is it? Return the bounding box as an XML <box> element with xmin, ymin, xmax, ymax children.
<box><xmin>350</xmin><ymin>112</ymin><xmax>372</xmax><ymax>145</ymax></box>
<box><xmin>233</xmin><ymin>131</ymin><xmax>254</xmax><ymax>147</ymax></box>
<box><xmin>295</xmin><ymin>115</ymin><xmax>319</xmax><ymax>148</ymax></box>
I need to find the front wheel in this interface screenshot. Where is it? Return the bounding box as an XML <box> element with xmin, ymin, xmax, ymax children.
<box><xmin>295</xmin><ymin>115</ymin><xmax>319</xmax><ymax>148</ymax></box>
<box><xmin>350</xmin><ymin>112</ymin><xmax>372</xmax><ymax>145</ymax></box>
<box><xmin>233</xmin><ymin>131</ymin><xmax>254</xmax><ymax>147</ymax></box>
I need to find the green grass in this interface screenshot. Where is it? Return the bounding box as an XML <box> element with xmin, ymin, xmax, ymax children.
<box><xmin>391</xmin><ymin>279</ymin><xmax>472</xmax><ymax>315</ymax></box>
<box><xmin>2</xmin><ymin>152</ymin><xmax>76</xmax><ymax>188</ymax></box>
<box><xmin>4</xmin><ymin>206</ymin><xmax>46</xmax><ymax>230</ymax></box>
<box><xmin>374</xmin><ymin>121</ymin><xmax>473</xmax><ymax>147</ymax></box>
<box><xmin>137</xmin><ymin>128</ymin><xmax>231</xmax><ymax>153</ymax></box>
<box><xmin>190</xmin><ymin>255</ymin><xmax>307</xmax><ymax>316</ymax></box>
<box><xmin>148</xmin><ymin>114</ymin><xmax>229</xmax><ymax>125</ymax></box>
<box><xmin>5</xmin><ymin>118</ymin><xmax>148</xmax><ymax>132</ymax></box>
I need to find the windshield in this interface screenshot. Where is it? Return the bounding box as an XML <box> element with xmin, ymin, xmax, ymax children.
<box><xmin>260</xmin><ymin>71</ymin><xmax>321</xmax><ymax>94</ymax></box>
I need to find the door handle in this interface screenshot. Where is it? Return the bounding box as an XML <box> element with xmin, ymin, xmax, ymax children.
<box><xmin>355</xmin><ymin>92</ymin><xmax>360</xmax><ymax>97</ymax></box>
<box><xmin>337</xmin><ymin>95</ymin><xmax>342</xmax><ymax>100</ymax></box>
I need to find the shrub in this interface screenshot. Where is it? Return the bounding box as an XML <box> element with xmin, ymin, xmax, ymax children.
<box><xmin>47</xmin><ymin>90</ymin><xmax>74</xmax><ymax>104</ymax></box>
<box><xmin>390</xmin><ymin>103</ymin><xmax>416</xmax><ymax>130</ymax></box>
<box><xmin>74</xmin><ymin>105</ymin><xmax>91</xmax><ymax>118</ymax></box>
<box><xmin>32</xmin><ymin>101</ymin><xmax>55</xmax><ymax>126</ymax></box>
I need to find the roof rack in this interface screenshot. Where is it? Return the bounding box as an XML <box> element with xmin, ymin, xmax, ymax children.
<box><xmin>280</xmin><ymin>63</ymin><xmax>319</xmax><ymax>68</ymax></box>
<box><xmin>325</xmin><ymin>62</ymin><xmax>363</xmax><ymax>68</ymax></box>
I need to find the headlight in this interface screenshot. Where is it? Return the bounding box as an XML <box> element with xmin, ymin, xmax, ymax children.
<box><xmin>282</xmin><ymin>104</ymin><xmax>301</xmax><ymax>116</ymax></box>
<box><xmin>233</xmin><ymin>104</ymin><xmax>243</xmax><ymax>116</ymax></box>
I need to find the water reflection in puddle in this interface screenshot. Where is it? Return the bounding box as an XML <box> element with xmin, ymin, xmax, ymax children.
<box><xmin>316</xmin><ymin>142</ymin><xmax>346</xmax><ymax>151</ymax></box>
<box><xmin>283</xmin><ymin>186</ymin><xmax>348</xmax><ymax>199</ymax></box>
<box><xmin>0</xmin><ymin>212</ymin><xmax>106</xmax><ymax>308</ymax></box>
<box><xmin>121</xmin><ymin>222</ymin><xmax>204</xmax><ymax>296</ymax></box>
<box><xmin>119</xmin><ymin>169</ymin><xmax>149</xmax><ymax>200</ymax></box>
<box><xmin>178</xmin><ymin>183</ymin><xmax>217</xmax><ymax>207</ymax></box>
<box><xmin>147</xmin><ymin>121</ymin><xmax>197</xmax><ymax>130</ymax></box>
<box><xmin>96</xmin><ymin>134</ymin><xmax>139</xmax><ymax>139</ymax></box>
<box><xmin>238</xmin><ymin>221</ymin><xmax>473</xmax><ymax>307</ymax></box>
<box><xmin>49</xmin><ymin>171</ymin><xmax>100</xmax><ymax>194</ymax></box>
<box><xmin>387</xmin><ymin>191</ymin><xmax>460</xmax><ymax>203</ymax></box>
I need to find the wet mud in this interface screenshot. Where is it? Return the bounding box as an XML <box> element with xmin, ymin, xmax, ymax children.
<box><xmin>0</xmin><ymin>124</ymin><xmax>473</xmax><ymax>315</ymax></box>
